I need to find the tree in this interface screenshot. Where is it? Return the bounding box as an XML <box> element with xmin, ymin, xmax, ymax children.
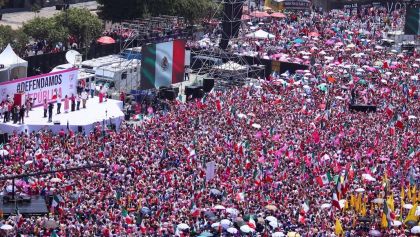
<box><xmin>96</xmin><ymin>0</ymin><xmax>215</xmax><ymax>23</ymax></box>
<box><xmin>0</xmin><ymin>25</ymin><xmax>15</xmax><ymax>49</ymax></box>
<box><xmin>54</xmin><ymin>8</ymin><xmax>102</xmax><ymax>48</ymax></box>
<box><xmin>23</xmin><ymin>17</ymin><xmax>68</xmax><ymax>46</ymax></box>
<box><xmin>11</xmin><ymin>29</ymin><xmax>29</xmax><ymax>56</ymax></box>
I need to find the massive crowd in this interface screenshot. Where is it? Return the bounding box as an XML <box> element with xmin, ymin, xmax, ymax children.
<box><xmin>0</xmin><ymin>5</ymin><xmax>419</xmax><ymax>237</ymax></box>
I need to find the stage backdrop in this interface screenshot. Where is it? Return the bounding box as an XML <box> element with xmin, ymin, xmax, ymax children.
<box><xmin>140</xmin><ymin>40</ymin><xmax>186</xmax><ymax>90</ymax></box>
<box><xmin>0</xmin><ymin>68</ymin><xmax>78</xmax><ymax>107</ymax></box>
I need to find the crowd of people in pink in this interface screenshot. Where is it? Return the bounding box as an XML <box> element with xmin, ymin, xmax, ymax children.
<box><xmin>0</xmin><ymin>5</ymin><xmax>419</xmax><ymax>237</ymax></box>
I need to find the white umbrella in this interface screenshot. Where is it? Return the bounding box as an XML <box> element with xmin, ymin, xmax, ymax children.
<box><xmin>5</xmin><ymin>185</ymin><xmax>13</xmax><ymax>193</ymax></box>
<box><xmin>355</xmin><ymin>188</ymin><xmax>365</xmax><ymax>193</ymax></box>
<box><xmin>403</xmin><ymin>203</ymin><xmax>413</xmax><ymax>209</ymax></box>
<box><xmin>369</xmin><ymin>229</ymin><xmax>382</xmax><ymax>236</ymax></box>
<box><xmin>411</xmin><ymin>226</ymin><xmax>420</xmax><ymax>234</ymax></box>
<box><xmin>214</xmin><ymin>205</ymin><xmax>225</xmax><ymax>210</ymax></box>
<box><xmin>269</xmin><ymin>221</ymin><xmax>278</xmax><ymax>228</ymax></box>
<box><xmin>0</xmin><ymin>149</ymin><xmax>9</xmax><ymax>156</ymax></box>
<box><xmin>247</xmin><ymin>112</ymin><xmax>256</xmax><ymax>117</ymax></box>
<box><xmin>391</xmin><ymin>220</ymin><xmax>402</xmax><ymax>226</ymax></box>
<box><xmin>0</xmin><ymin>224</ymin><xmax>13</xmax><ymax>230</ymax></box>
<box><xmin>227</xmin><ymin>227</ymin><xmax>238</xmax><ymax>234</ymax></box>
<box><xmin>372</xmin><ymin>198</ymin><xmax>384</xmax><ymax>204</ymax></box>
<box><xmin>272</xmin><ymin>232</ymin><xmax>285</xmax><ymax>237</ymax></box>
<box><xmin>339</xmin><ymin>199</ymin><xmax>347</xmax><ymax>209</ymax></box>
<box><xmin>211</xmin><ymin>222</ymin><xmax>220</xmax><ymax>228</ymax></box>
<box><xmin>347</xmin><ymin>43</ymin><xmax>356</xmax><ymax>48</ymax></box>
<box><xmin>220</xmin><ymin>219</ymin><xmax>231</xmax><ymax>228</ymax></box>
<box><xmin>237</xmin><ymin>113</ymin><xmax>247</xmax><ymax>119</ymax></box>
<box><xmin>35</xmin><ymin>149</ymin><xmax>42</xmax><ymax>156</ymax></box>
<box><xmin>226</xmin><ymin>208</ymin><xmax>239</xmax><ymax>215</ymax></box>
<box><xmin>252</xmin><ymin>123</ymin><xmax>261</xmax><ymax>129</ymax></box>
<box><xmin>24</xmin><ymin>160</ymin><xmax>34</xmax><ymax>165</ymax></box>
<box><xmin>266</xmin><ymin>216</ymin><xmax>278</xmax><ymax>223</ymax></box>
<box><xmin>362</xmin><ymin>174</ymin><xmax>376</xmax><ymax>181</ymax></box>
<box><xmin>240</xmin><ymin>225</ymin><xmax>253</xmax><ymax>233</ymax></box>
<box><xmin>320</xmin><ymin>203</ymin><xmax>332</xmax><ymax>209</ymax></box>
<box><xmin>335</xmin><ymin>96</ymin><xmax>345</xmax><ymax>100</ymax></box>
<box><xmin>408</xmin><ymin>115</ymin><xmax>417</xmax><ymax>119</ymax></box>
<box><xmin>177</xmin><ymin>223</ymin><xmax>190</xmax><ymax>230</ymax></box>
<box><xmin>50</xmin><ymin>178</ymin><xmax>62</xmax><ymax>183</ymax></box>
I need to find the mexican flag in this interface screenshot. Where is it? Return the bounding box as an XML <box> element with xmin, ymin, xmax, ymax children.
<box><xmin>140</xmin><ymin>40</ymin><xmax>186</xmax><ymax>89</ymax></box>
<box><xmin>315</xmin><ymin>172</ymin><xmax>332</xmax><ymax>186</ymax></box>
<box><xmin>332</xmin><ymin>190</ymin><xmax>341</xmax><ymax>209</ymax></box>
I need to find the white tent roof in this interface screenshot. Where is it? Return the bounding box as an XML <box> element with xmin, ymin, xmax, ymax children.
<box><xmin>246</xmin><ymin>30</ymin><xmax>275</xmax><ymax>39</ymax></box>
<box><xmin>0</xmin><ymin>44</ymin><xmax>28</xmax><ymax>67</ymax></box>
<box><xmin>214</xmin><ymin>61</ymin><xmax>247</xmax><ymax>71</ymax></box>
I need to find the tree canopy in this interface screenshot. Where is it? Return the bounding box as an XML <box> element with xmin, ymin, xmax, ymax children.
<box><xmin>96</xmin><ymin>0</ymin><xmax>216</xmax><ymax>23</ymax></box>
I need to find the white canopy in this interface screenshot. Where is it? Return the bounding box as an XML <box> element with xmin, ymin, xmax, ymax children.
<box><xmin>214</xmin><ymin>61</ymin><xmax>247</xmax><ymax>71</ymax></box>
<box><xmin>0</xmin><ymin>44</ymin><xmax>28</xmax><ymax>82</ymax></box>
<box><xmin>246</xmin><ymin>30</ymin><xmax>275</xmax><ymax>39</ymax></box>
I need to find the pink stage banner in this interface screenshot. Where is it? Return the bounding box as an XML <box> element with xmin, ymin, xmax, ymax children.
<box><xmin>0</xmin><ymin>68</ymin><xmax>78</xmax><ymax>107</ymax></box>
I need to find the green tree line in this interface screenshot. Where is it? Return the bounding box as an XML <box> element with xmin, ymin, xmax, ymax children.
<box><xmin>0</xmin><ymin>8</ymin><xmax>102</xmax><ymax>56</ymax></box>
<box><xmin>96</xmin><ymin>0</ymin><xmax>217</xmax><ymax>23</ymax></box>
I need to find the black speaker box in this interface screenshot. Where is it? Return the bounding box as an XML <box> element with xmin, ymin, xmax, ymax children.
<box><xmin>203</xmin><ymin>78</ymin><xmax>215</xmax><ymax>92</ymax></box>
<box><xmin>349</xmin><ymin>104</ymin><xmax>377</xmax><ymax>113</ymax></box>
<box><xmin>78</xmin><ymin>126</ymin><xmax>83</xmax><ymax>133</ymax></box>
<box><xmin>0</xmin><ymin>133</ymin><xmax>8</xmax><ymax>144</ymax></box>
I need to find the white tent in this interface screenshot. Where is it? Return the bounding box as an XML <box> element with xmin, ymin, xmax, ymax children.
<box><xmin>214</xmin><ymin>61</ymin><xmax>247</xmax><ymax>71</ymax></box>
<box><xmin>246</xmin><ymin>30</ymin><xmax>275</xmax><ymax>39</ymax></box>
<box><xmin>0</xmin><ymin>44</ymin><xmax>28</xmax><ymax>82</ymax></box>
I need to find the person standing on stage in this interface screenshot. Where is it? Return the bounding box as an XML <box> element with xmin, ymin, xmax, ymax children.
<box><xmin>90</xmin><ymin>81</ymin><xmax>95</xmax><ymax>98</ymax></box>
<box><xmin>57</xmin><ymin>93</ymin><xmax>62</xmax><ymax>114</ymax></box>
<box><xmin>43</xmin><ymin>99</ymin><xmax>48</xmax><ymax>118</ymax></box>
<box><xmin>99</xmin><ymin>86</ymin><xmax>104</xmax><ymax>103</ymax></box>
<box><xmin>76</xmin><ymin>94</ymin><xmax>81</xmax><ymax>110</ymax></box>
<box><xmin>12</xmin><ymin>105</ymin><xmax>18</xmax><ymax>124</ymax></box>
<box><xmin>71</xmin><ymin>94</ymin><xmax>76</xmax><ymax>112</ymax></box>
<box><xmin>64</xmin><ymin>95</ymin><xmax>69</xmax><ymax>113</ymax></box>
<box><xmin>48</xmin><ymin>102</ymin><xmax>53</xmax><ymax>122</ymax></box>
<box><xmin>3</xmin><ymin>101</ymin><xmax>8</xmax><ymax>123</ymax></box>
<box><xmin>19</xmin><ymin>104</ymin><xmax>25</xmax><ymax>124</ymax></box>
<box><xmin>25</xmin><ymin>98</ymin><xmax>31</xmax><ymax>117</ymax></box>
<box><xmin>81</xmin><ymin>90</ymin><xmax>88</xmax><ymax>109</ymax></box>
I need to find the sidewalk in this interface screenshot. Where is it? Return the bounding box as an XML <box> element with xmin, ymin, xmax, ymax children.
<box><xmin>0</xmin><ymin>1</ymin><xmax>98</xmax><ymax>30</ymax></box>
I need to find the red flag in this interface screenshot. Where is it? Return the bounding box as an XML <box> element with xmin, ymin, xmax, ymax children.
<box><xmin>215</xmin><ymin>100</ymin><xmax>221</xmax><ymax>112</ymax></box>
<box><xmin>312</xmin><ymin>130</ymin><xmax>320</xmax><ymax>144</ymax></box>
<box><xmin>395</xmin><ymin>120</ymin><xmax>404</xmax><ymax>130</ymax></box>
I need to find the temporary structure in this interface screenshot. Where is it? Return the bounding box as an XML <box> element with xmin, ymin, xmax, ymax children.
<box><xmin>246</xmin><ymin>30</ymin><xmax>275</xmax><ymax>39</ymax></box>
<box><xmin>0</xmin><ymin>44</ymin><xmax>28</xmax><ymax>82</ymax></box>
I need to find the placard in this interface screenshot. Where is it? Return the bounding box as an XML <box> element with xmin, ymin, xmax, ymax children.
<box><xmin>0</xmin><ymin>68</ymin><xmax>78</xmax><ymax>107</ymax></box>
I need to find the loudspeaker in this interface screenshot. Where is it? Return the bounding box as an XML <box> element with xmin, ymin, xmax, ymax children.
<box><xmin>219</xmin><ymin>0</ymin><xmax>245</xmax><ymax>50</ymax></box>
<box><xmin>185</xmin><ymin>86</ymin><xmax>196</xmax><ymax>98</ymax></box>
<box><xmin>349</xmin><ymin>104</ymin><xmax>377</xmax><ymax>113</ymax></box>
<box><xmin>163</xmin><ymin>89</ymin><xmax>177</xmax><ymax>101</ymax></box>
<box><xmin>193</xmin><ymin>87</ymin><xmax>205</xmax><ymax>99</ymax></box>
<box><xmin>404</xmin><ymin>7</ymin><xmax>420</xmax><ymax>35</ymax></box>
<box><xmin>78</xmin><ymin>126</ymin><xmax>83</xmax><ymax>133</ymax></box>
<box><xmin>203</xmin><ymin>78</ymin><xmax>215</xmax><ymax>92</ymax></box>
<box><xmin>0</xmin><ymin>133</ymin><xmax>8</xmax><ymax>144</ymax></box>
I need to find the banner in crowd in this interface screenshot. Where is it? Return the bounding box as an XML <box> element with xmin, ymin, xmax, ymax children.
<box><xmin>404</xmin><ymin>7</ymin><xmax>420</xmax><ymax>35</ymax></box>
<box><xmin>140</xmin><ymin>40</ymin><xmax>186</xmax><ymax>90</ymax></box>
<box><xmin>0</xmin><ymin>68</ymin><xmax>78</xmax><ymax>107</ymax></box>
<box><xmin>206</xmin><ymin>161</ymin><xmax>216</xmax><ymax>182</ymax></box>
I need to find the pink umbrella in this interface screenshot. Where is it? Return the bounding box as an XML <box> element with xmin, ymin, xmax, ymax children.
<box><xmin>308</xmin><ymin>32</ymin><xmax>320</xmax><ymax>37</ymax></box>
<box><xmin>325</xmin><ymin>40</ymin><xmax>335</xmax><ymax>45</ymax></box>
<box><xmin>241</xmin><ymin>15</ymin><xmax>251</xmax><ymax>20</ymax></box>
<box><xmin>271</xmin><ymin>12</ymin><xmax>286</xmax><ymax>18</ymax></box>
<box><xmin>250</xmin><ymin>11</ymin><xmax>270</xmax><ymax>18</ymax></box>
<box><xmin>97</xmin><ymin>36</ymin><xmax>116</xmax><ymax>45</ymax></box>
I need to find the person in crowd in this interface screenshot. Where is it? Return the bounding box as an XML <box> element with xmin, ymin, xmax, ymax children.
<box><xmin>119</xmin><ymin>91</ymin><xmax>125</xmax><ymax>108</ymax></box>
<box><xmin>99</xmin><ymin>86</ymin><xmax>104</xmax><ymax>103</ymax></box>
<box><xmin>90</xmin><ymin>81</ymin><xmax>95</xmax><ymax>98</ymax></box>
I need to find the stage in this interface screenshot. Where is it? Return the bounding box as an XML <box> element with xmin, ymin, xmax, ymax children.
<box><xmin>0</xmin><ymin>195</ymin><xmax>49</xmax><ymax>217</ymax></box>
<box><xmin>0</xmin><ymin>97</ymin><xmax>124</xmax><ymax>134</ymax></box>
